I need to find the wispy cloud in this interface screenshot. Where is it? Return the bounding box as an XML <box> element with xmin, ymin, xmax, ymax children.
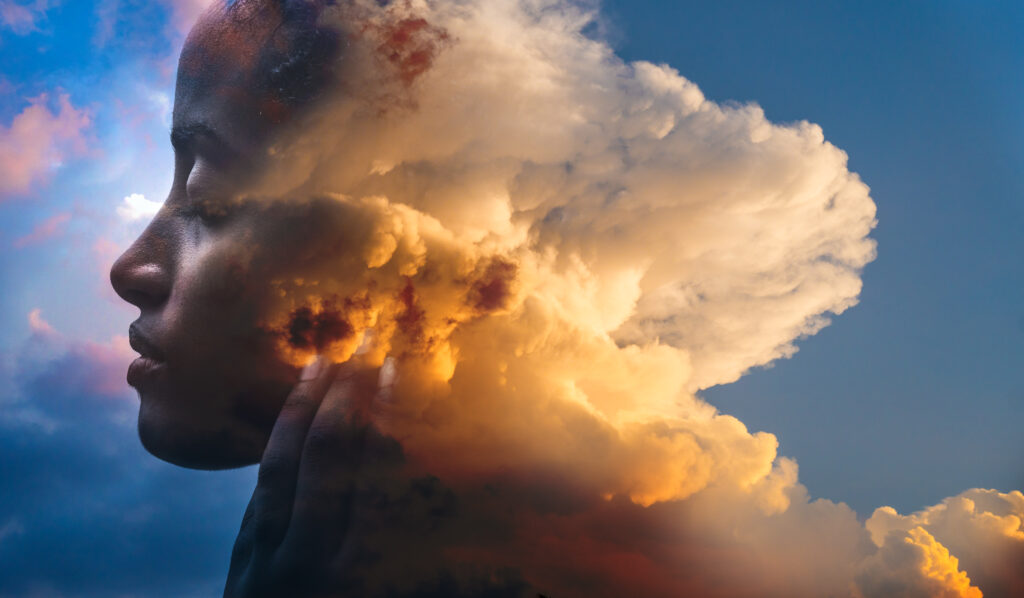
<box><xmin>0</xmin><ymin>0</ymin><xmax>52</xmax><ymax>35</ymax></box>
<box><xmin>12</xmin><ymin>210</ymin><xmax>71</xmax><ymax>247</ymax></box>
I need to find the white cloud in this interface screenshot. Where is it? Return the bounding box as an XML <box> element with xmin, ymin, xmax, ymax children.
<box><xmin>116</xmin><ymin>193</ymin><xmax>162</xmax><ymax>222</ymax></box>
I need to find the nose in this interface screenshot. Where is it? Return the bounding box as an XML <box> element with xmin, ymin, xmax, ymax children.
<box><xmin>110</xmin><ymin>223</ymin><xmax>174</xmax><ymax>310</ymax></box>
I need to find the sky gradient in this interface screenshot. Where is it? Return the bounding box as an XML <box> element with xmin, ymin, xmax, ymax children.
<box><xmin>0</xmin><ymin>1</ymin><xmax>1021</xmax><ymax>596</ymax></box>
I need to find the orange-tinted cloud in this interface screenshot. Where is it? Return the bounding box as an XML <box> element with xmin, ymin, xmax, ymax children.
<box><xmin>865</xmin><ymin>489</ymin><xmax>1024</xmax><ymax>597</ymax></box>
<box><xmin>165</xmin><ymin>0</ymin><xmax>1019</xmax><ymax>595</ymax></box>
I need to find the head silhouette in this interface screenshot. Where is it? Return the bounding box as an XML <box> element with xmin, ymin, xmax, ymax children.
<box><xmin>110</xmin><ymin>0</ymin><xmax>344</xmax><ymax>469</ymax></box>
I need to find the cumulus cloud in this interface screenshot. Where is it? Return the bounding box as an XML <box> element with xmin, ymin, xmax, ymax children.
<box><xmin>855</xmin><ymin>526</ymin><xmax>982</xmax><ymax>598</ymax></box>
<box><xmin>116</xmin><ymin>193</ymin><xmax>162</xmax><ymax>222</ymax></box>
<box><xmin>156</xmin><ymin>0</ymin><xmax>1020</xmax><ymax>595</ymax></box>
<box><xmin>0</xmin><ymin>93</ymin><xmax>91</xmax><ymax>198</ymax></box>
<box><xmin>239</xmin><ymin>0</ymin><xmax>874</xmax><ymax>504</ymax></box>
<box><xmin>865</xmin><ymin>489</ymin><xmax>1024</xmax><ymax>597</ymax></box>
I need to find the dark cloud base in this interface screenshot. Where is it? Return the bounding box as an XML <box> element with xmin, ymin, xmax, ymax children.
<box><xmin>0</xmin><ymin>343</ymin><xmax>254</xmax><ymax>598</ymax></box>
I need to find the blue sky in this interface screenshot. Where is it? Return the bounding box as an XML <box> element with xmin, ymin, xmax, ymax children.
<box><xmin>1</xmin><ymin>0</ymin><xmax>1021</xmax><ymax>595</ymax></box>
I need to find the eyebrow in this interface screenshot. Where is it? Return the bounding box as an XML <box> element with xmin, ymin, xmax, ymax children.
<box><xmin>169</xmin><ymin>122</ymin><xmax>242</xmax><ymax>166</ymax></box>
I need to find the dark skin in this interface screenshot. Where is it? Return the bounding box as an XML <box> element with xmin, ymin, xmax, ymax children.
<box><xmin>110</xmin><ymin>2</ymin><xmax>403</xmax><ymax>594</ymax></box>
<box><xmin>110</xmin><ymin>0</ymin><xmax>344</xmax><ymax>470</ymax></box>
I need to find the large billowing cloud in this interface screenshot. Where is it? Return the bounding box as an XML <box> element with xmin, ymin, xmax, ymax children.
<box><xmin>0</xmin><ymin>93</ymin><xmax>91</xmax><ymax>198</ymax></box>
<box><xmin>175</xmin><ymin>0</ymin><xmax>1020</xmax><ymax>595</ymax></box>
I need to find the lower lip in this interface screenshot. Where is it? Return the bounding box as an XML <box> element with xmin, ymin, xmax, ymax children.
<box><xmin>127</xmin><ymin>356</ymin><xmax>166</xmax><ymax>388</ymax></box>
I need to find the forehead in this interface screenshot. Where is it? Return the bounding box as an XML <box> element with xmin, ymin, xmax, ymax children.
<box><xmin>172</xmin><ymin>1</ymin><xmax>289</xmax><ymax>154</ymax></box>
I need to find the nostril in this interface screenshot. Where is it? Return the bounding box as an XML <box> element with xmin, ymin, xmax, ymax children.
<box><xmin>110</xmin><ymin>260</ymin><xmax>171</xmax><ymax>309</ymax></box>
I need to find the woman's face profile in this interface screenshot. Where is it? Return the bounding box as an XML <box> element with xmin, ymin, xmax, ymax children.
<box><xmin>109</xmin><ymin>1</ymin><xmax>336</xmax><ymax>469</ymax></box>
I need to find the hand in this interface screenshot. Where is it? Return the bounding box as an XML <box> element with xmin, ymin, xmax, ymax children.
<box><xmin>223</xmin><ymin>356</ymin><xmax>396</xmax><ymax>598</ymax></box>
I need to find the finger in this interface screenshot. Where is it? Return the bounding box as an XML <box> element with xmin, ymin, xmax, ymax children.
<box><xmin>251</xmin><ymin>356</ymin><xmax>340</xmax><ymax>547</ymax></box>
<box><xmin>281</xmin><ymin>360</ymin><xmax>383</xmax><ymax>557</ymax></box>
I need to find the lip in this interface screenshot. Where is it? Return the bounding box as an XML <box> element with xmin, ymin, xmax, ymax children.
<box><xmin>127</xmin><ymin>355</ymin><xmax>166</xmax><ymax>388</ymax></box>
<box><xmin>127</xmin><ymin>323</ymin><xmax>166</xmax><ymax>388</ymax></box>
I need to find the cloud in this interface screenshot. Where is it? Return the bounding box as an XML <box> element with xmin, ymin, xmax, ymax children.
<box><xmin>240</xmin><ymin>0</ymin><xmax>876</xmax><ymax>504</ymax></box>
<box><xmin>0</xmin><ymin>328</ymin><xmax>252</xmax><ymax>598</ymax></box>
<box><xmin>865</xmin><ymin>489</ymin><xmax>1024</xmax><ymax>597</ymax></box>
<box><xmin>0</xmin><ymin>93</ymin><xmax>91</xmax><ymax>198</ymax></box>
<box><xmin>12</xmin><ymin>211</ymin><xmax>71</xmax><ymax>248</ymax></box>
<box><xmin>116</xmin><ymin>193</ymin><xmax>162</xmax><ymax>222</ymax></box>
<box><xmin>26</xmin><ymin>309</ymin><xmax>56</xmax><ymax>337</ymax></box>
<box><xmin>0</xmin><ymin>0</ymin><xmax>51</xmax><ymax>35</ymax></box>
<box><xmin>855</xmin><ymin>527</ymin><xmax>982</xmax><ymax>598</ymax></box>
<box><xmin>194</xmin><ymin>1</ymin><xmax>1018</xmax><ymax>594</ymax></box>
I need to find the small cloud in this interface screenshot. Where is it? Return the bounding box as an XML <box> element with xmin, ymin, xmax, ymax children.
<box><xmin>116</xmin><ymin>193</ymin><xmax>162</xmax><ymax>222</ymax></box>
<box><xmin>145</xmin><ymin>88</ymin><xmax>173</xmax><ymax>127</ymax></box>
<box><xmin>0</xmin><ymin>0</ymin><xmax>51</xmax><ymax>35</ymax></box>
<box><xmin>12</xmin><ymin>210</ymin><xmax>70</xmax><ymax>248</ymax></box>
<box><xmin>27</xmin><ymin>308</ymin><xmax>56</xmax><ymax>337</ymax></box>
<box><xmin>0</xmin><ymin>93</ymin><xmax>92</xmax><ymax>198</ymax></box>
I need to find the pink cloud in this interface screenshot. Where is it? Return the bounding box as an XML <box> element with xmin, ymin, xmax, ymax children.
<box><xmin>0</xmin><ymin>0</ymin><xmax>51</xmax><ymax>35</ymax></box>
<box><xmin>13</xmin><ymin>210</ymin><xmax>71</xmax><ymax>248</ymax></box>
<box><xmin>71</xmin><ymin>335</ymin><xmax>135</xmax><ymax>397</ymax></box>
<box><xmin>22</xmin><ymin>307</ymin><xmax>134</xmax><ymax>398</ymax></box>
<box><xmin>92</xmin><ymin>236</ymin><xmax>121</xmax><ymax>271</ymax></box>
<box><xmin>93</xmin><ymin>236</ymin><xmax>130</xmax><ymax>304</ymax></box>
<box><xmin>0</xmin><ymin>93</ymin><xmax>91</xmax><ymax>198</ymax></box>
<box><xmin>27</xmin><ymin>308</ymin><xmax>57</xmax><ymax>337</ymax></box>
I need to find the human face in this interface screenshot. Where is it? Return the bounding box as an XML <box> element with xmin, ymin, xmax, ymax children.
<box><xmin>109</xmin><ymin>3</ymin><xmax>335</xmax><ymax>469</ymax></box>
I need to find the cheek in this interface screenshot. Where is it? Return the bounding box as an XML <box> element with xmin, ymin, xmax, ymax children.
<box><xmin>165</xmin><ymin>230</ymin><xmax>265</xmax><ymax>350</ymax></box>
<box><xmin>182</xmin><ymin>231</ymin><xmax>256</xmax><ymax>307</ymax></box>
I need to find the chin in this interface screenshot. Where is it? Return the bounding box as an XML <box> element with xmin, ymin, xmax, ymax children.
<box><xmin>137</xmin><ymin>399</ymin><xmax>269</xmax><ymax>470</ymax></box>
